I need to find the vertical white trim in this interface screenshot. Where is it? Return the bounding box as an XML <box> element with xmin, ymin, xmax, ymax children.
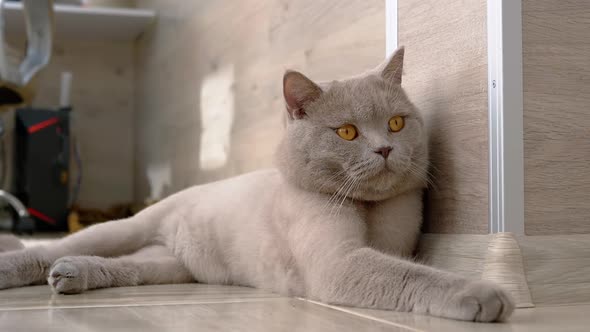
<box><xmin>385</xmin><ymin>0</ymin><xmax>398</xmax><ymax>56</ymax></box>
<box><xmin>487</xmin><ymin>0</ymin><xmax>525</xmax><ymax>234</ymax></box>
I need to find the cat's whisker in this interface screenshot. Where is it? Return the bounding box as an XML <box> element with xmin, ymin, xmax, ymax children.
<box><xmin>347</xmin><ymin>161</ymin><xmax>371</xmax><ymax>175</ymax></box>
<box><xmin>411</xmin><ymin>160</ymin><xmax>435</xmax><ymax>183</ymax></box>
<box><xmin>330</xmin><ymin>178</ymin><xmax>353</xmax><ymax>216</ymax></box>
<box><xmin>317</xmin><ymin>168</ymin><xmax>349</xmax><ymax>193</ymax></box>
<box><xmin>324</xmin><ymin>175</ymin><xmax>355</xmax><ymax>215</ymax></box>
<box><xmin>348</xmin><ymin>159</ymin><xmax>377</xmax><ymax>179</ymax></box>
<box><xmin>407</xmin><ymin>161</ymin><xmax>437</xmax><ymax>190</ymax></box>
<box><xmin>348</xmin><ymin>174</ymin><xmax>365</xmax><ymax>203</ymax></box>
<box><xmin>321</xmin><ymin>159</ymin><xmax>374</xmax><ymax>217</ymax></box>
<box><xmin>333</xmin><ymin>176</ymin><xmax>357</xmax><ymax>210</ymax></box>
<box><xmin>333</xmin><ymin>175</ymin><xmax>361</xmax><ymax>218</ymax></box>
<box><xmin>323</xmin><ymin>159</ymin><xmax>373</xmax><ymax>215</ymax></box>
<box><xmin>332</xmin><ymin>170</ymin><xmax>365</xmax><ymax>217</ymax></box>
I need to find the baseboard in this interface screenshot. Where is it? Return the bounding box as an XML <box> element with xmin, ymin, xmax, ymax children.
<box><xmin>418</xmin><ymin>232</ymin><xmax>590</xmax><ymax>307</ymax></box>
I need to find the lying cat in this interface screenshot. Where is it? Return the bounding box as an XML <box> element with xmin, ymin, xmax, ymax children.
<box><xmin>0</xmin><ymin>47</ymin><xmax>513</xmax><ymax>322</ymax></box>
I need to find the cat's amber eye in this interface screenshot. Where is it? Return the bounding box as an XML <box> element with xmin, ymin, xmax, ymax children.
<box><xmin>388</xmin><ymin>116</ymin><xmax>405</xmax><ymax>132</ymax></box>
<box><xmin>336</xmin><ymin>124</ymin><xmax>358</xmax><ymax>141</ymax></box>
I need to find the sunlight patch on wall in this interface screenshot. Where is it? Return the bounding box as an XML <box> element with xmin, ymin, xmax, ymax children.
<box><xmin>199</xmin><ymin>64</ymin><xmax>235</xmax><ymax>170</ymax></box>
<box><xmin>146</xmin><ymin>162</ymin><xmax>171</xmax><ymax>200</ymax></box>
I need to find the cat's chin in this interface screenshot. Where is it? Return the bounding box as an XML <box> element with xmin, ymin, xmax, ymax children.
<box><xmin>354</xmin><ymin>169</ymin><xmax>425</xmax><ymax>201</ymax></box>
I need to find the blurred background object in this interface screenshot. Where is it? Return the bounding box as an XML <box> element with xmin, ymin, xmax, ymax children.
<box><xmin>0</xmin><ymin>0</ymin><xmax>152</xmax><ymax>233</ymax></box>
<box><xmin>0</xmin><ymin>0</ymin><xmax>54</xmax><ymax>233</ymax></box>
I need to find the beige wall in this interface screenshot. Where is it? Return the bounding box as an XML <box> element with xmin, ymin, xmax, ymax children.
<box><xmin>134</xmin><ymin>0</ymin><xmax>385</xmax><ymax>201</ymax></box>
<box><xmin>398</xmin><ymin>0</ymin><xmax>489</xmax><ymax>234</ymax></box>
<box><xmin>523</xmin><ymin>0</ymin><xmax>590</xmax><ymax>235</ymax></box>
<box><xmin>24</xmin><ymin>41</ymin><xmax>135</xmax><ymax>209</ymax></box>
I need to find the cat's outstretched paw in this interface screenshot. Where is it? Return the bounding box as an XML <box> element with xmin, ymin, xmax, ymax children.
<box><xmin>48</xmin><ymin>258</ymin><xmax>88</xmax><ymax>294</ymax></box>
<box><xmin>433</xmin><ymin>280</ymin><xmax>515</xmax><ymax>322</ymax></box>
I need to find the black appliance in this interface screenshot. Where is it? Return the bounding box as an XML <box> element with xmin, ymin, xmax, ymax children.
<box><xmin>13</xmin><ymin>107</ymin><xmax>70</xmax><ymax>231</ymax></box>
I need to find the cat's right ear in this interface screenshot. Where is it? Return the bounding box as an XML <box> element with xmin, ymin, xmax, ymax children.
<box><xmin>381</xmin><ymin>46</ymin><xmax>404</xmax><ymax>84</ymax></box>
<box><xmin>283</xmin><ymin>70</ymin><xmax>323</xmax><ymax>120</ymax></box>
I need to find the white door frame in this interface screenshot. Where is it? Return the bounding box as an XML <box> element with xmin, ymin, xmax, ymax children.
<box><xmin>385</xmin><ymin>0</ymin><xmax>397</xmax><ymax>56</ymax></box>
<box><xmin>385</xmin><ymin>0</ymin><xmax>525</xmax><ymax>234</ymax></box>
<box><xmin>486</xmin><ymin>0</ymin><xmax>524</xmax><ymax>234</ymax></box>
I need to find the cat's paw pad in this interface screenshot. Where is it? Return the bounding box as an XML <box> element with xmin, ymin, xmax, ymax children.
<box><xmin>438</xmin><ymin>280</ymin><xmax>514</xmax><ymax>322</ymax></box>
<box><xmin>48</xmin><ymin>258</ymin><xmax>88</xmax><ymax>294</ymax></box>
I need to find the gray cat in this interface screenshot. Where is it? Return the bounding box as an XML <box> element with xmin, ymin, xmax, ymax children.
<box><xmin>0</xmin><ymin>47</ymin><xmax>513</xmax><ymax>322</ymax></box>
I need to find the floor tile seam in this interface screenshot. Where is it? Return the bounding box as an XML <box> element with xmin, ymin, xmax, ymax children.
<box><xmin>0</xmin><ymin>297</ymin><xmax>285</xmax><ymax>312</ymax></box>
<box><xmin>297</xmin><ymin>298</ymin><xmax>426</xmax><ymax>332</ymax></box>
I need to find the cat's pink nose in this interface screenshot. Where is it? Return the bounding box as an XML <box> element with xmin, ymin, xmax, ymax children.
<box><xmin>374</xmin><ymin>146</ymin><xmax>392</xmax><ymax>159</ymax></box>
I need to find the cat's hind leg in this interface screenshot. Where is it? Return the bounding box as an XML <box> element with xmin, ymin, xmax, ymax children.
<box><xmin>0</xmin><ymin>235</ymin><xmax>24</xmax><ymax>253</ymax></box>
<box><xmin>48</xmin><ymin>245</ymin><xmax>193</xmax><ymax>294</ymax></box>
<box><xmin>0</xmin><ymin>207</ymin><xmax>165</xmax><ymax>290</ymax></box>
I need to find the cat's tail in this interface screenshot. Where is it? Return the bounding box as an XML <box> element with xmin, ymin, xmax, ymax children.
<box><xmin>0</xmin><ymin>234</ymin><xmax>25</xmax><ymax>253</ymax></box>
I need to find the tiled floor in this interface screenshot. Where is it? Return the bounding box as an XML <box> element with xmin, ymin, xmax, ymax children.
<box><xmin>0</xmin><ymin>284</ymin><xmax>588</xmax><ymax>332</ymax></box>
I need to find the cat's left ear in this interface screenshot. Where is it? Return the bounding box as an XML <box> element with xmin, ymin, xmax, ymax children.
<box><xmin>381</xmin><ymin>46</ymin><xmax>405</xmax><ymax>84</ymax></box>
<box><xmin>283</xmin><ymin>70</ymin><xmax>323</xmax><ymax>120</ymax></box>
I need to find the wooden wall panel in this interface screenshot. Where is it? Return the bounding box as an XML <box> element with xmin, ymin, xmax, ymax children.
<box><xmin>134</xmin><ymin>0</ymin><xmax>385</xmax><ymax>201</ymax></box>
<box><xmin>523</xmin><ymin>0</ymin><xmax>590</xmax><ymax>235</ymax></box>
<box><xmin>398</xmin><ymin>0</ymin><xmax>489</xmax><ymax>233</ymax></box>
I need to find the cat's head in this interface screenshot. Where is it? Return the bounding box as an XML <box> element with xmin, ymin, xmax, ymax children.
<box><xmin>276</xmin><ymin>47</ymin><xmax>429</xmax><ymax>201</ymax></box>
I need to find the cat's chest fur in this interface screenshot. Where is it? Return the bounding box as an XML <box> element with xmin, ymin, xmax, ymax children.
<box><xmin>360</xmin><ymin>191</ymin><xmax>423</xmax><ymax>257</ymax></box>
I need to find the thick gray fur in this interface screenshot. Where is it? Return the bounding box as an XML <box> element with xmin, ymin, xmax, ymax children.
<box><xmin>0</xmin><ymin>47</ymin><xmax>513</xmax><ymax>322</ymax></box>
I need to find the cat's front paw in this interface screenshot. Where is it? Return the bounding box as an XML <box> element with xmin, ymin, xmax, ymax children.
<box><xmin>432</xmin><ymin>280</ymin><xmax>514</xmax><ymax>322</ymax></box>
<box><xmin>48</xmin><ymin>257</ymin><xmax>88</xmax><ymax>294</ymax></box>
